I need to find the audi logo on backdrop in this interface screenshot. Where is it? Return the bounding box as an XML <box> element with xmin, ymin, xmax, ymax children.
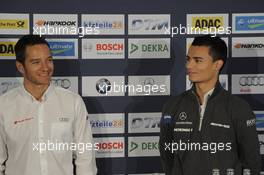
<box><xmin>239</xmin><ymin>76</ymin><xmax>264</xmax><ymax>86</ymax></box>
<box><xmin>51</xmin><ymin>79</ymin><xmax>71</xmax><ymax>89</ymax></box>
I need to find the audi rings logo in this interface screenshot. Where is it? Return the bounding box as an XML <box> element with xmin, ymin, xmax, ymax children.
<box><xmin>239</xmin><ymin>76</ymin><xmax>264</xmax><ymax>86</ymax></box>
<box><xmin>96</xmin><ymin>78</ymin><xmax>111</xmax><ymax>94</ymax></box>
<box><xmin>51</xmin><ymin>79</ymin><xmax>71</xmax><ymax>89</ymax></box>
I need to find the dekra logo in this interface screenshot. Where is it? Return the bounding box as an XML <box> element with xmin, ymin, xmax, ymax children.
<box><xmin>130</xmin><ymin>43</ymin><xmax>169</xmax><ymax>54</ymax></box>
<box><xmin>129</xmin><ymin>141</ymin><xmax>158</xmax><ymax>152</ymax></box>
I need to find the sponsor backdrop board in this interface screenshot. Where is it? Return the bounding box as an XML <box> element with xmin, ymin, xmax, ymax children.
<box><xmin>1</xmin><ymin>0</ymin><xmax>264</xmax><ymax>174</ymax></box>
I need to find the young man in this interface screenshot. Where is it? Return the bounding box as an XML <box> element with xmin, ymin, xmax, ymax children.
<box><xmin>0</xmin><ymin>35</ymin><xmax>97</xmax><ymax>175</ymax></box>
<box><xmin>159</xmin><ymin>35</ymin><xmax>261</xmax><ymax>175</ymax></box>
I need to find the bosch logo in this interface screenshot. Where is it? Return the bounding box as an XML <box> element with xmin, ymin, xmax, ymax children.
<box><xmin>96</xmin><ymin>43</ymin><xmax>123</xmax><ymax>51</ymax></box>
<box><xmin>239</xmin><ymin>76</ymin><xmax>264</xmax><ymax>86</ymax></box>
<box><xmin>96</xmin><ymin>142</ymin><xmax>124</xmax><ymax>150</ymax></box>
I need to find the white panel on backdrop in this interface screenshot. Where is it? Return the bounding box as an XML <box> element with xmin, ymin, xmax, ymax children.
<box><xmin>232</xmin><ymin>74</ymin><xmax>264</xmax><ymax>94</ymax></box>
<box><xmin>128</xmin><ymin>75</ymin><xmax>170</xmax><ymax>96</ymax></box>
<box><xmin>94</xmin><ymin>137</ymin><xmax>125</xmax><ymax>158</ymax></box>
<box><xmin>258</xmin><ymin>134</ymin><xmax>264</xmax><ymax>155</ymax></box>
<box><xmin>89</xmin><ymin>113</ymin><xmax>125</xmax><ymax>134</ymax></box>
<box><xmin>33</xmin><ymin>14</ymin><xmax>78</xmax><ymax>35</ymax></box>
<box><xmin>128</xmin><ymin>112</ymin><xmax>161</xmax><ymax>133</ymax></box>
<box><xmin>128</xmin><ymin>136</ymin><xmax>160</xmax><ymax>157</ymax></box>
<box><xmin>51</xmin><ymin>76</ymin><xmax>78</xmax><ymax>93</ymax></box>
<box><xmin>0</xmin><ymin>77</ymin><xmax>22</xmax><ymax>95</ymax></box>
<box><xmin>186</xmin><ymin>75</ymin><xmax>228</xmax><ymax>91</ymax></box>
<box><xmin>0</xmin><ymin>13</ymin><xmax>29</xmax><ymax>34</ymax></box>
<box><xmin>81</xmin><ymin>14</ymin><xmax>124</xmax><ymax>35</ymax></box>
<box><xmin>232</xmin><ymin>13</ymin><xmax>264</xmax><ymax>34</ymax></box>
<box><xmin>46</xmin><ymin>39</ymin><xmax>78</xmax><ymax>59</ymax></box>
<box><xmin>0</xmin><ymin>38</ymin><xmax>19</xmax><ymax>59</ymax></box>
<box><xmin>186</xmin><ymin>14</ymin><xmax>230</xmax><ymax>35</ymax></box>
<box><xmin>232</xmin><ymin>37</ymin><xmax>264</xmax><ymax>57</ymax></box>
<box><xmin>128</xmin><ymin>14</ymin><xmax>170</xmax><ymax>35</ymax></box>
<box><xmin>82</xmin><ymin>39</ymin><xmax>124</xmax><ymax>59</ymax></box>
<box><xmin>128</xmin><ymin>38</ymin><xmax>170</xmax><ymax>59</ymax></box>
<box><xmin>0</xmin><ymin>77</ymin><xmax>78</xmax><ymax>95</ymax></box>
<box><xmin>82</xmin><ymin>76</ymin><xmax>125</xmax><ymax>96</ymax></box>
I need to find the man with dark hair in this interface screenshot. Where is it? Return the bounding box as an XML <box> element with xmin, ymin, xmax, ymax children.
<box><xmin>0</xmin><ymin>35</ymin><xmax>97</xmax><ymax>175</ymax></box>
<box><xmin>159</xmin><ymin>35</ymin><xmax>261</xmax><ymax>175</ymax></box>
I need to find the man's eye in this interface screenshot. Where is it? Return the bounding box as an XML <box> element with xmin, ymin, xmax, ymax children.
<box><xmin>32</xmin><ymin>61</ymin><xmax>40</xmax><ymax>64</ymax></box>
<box><xmin>195</xmin><ymin>59</ymin><xmax>202</xmax><ymax>63</ymax></box>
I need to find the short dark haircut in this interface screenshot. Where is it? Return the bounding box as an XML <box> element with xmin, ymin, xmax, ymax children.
<box><xmin>191</xmin><ymin>35</ymin><xmax>227</xmax><ymax>70</ymax></box>
<box><xmin>15</xmin><ymin>35</ymin><xmax>50</xmax><ymax>64</ymax></box>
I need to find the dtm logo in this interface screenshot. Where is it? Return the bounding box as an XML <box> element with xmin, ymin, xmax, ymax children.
<box><xmin>131</xmin><ymin>19</ymin><xmax>169</xmax><ymax>31</ymax></box>
<box><xmin>239</xmin><ymin>76</ymin><xmax>264</xmax><ymax>86</ymax></box>
<box><xmin>130</xmin><ymin>117</ymin><xmax>160</xmax><ymax>129</ymax></box>
<box><xmin>96</xmin><ymin>78</ymin><xmax>111</xmax><ymax>94</ymax></box>
<box><xmin>48</xmin><ymin>41</ymin><xmax>75</xmax><ymax>56</ymax></box>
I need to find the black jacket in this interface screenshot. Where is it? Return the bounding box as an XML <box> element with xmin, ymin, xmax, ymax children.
<box><xmin>159</xmin><ymin>82</ymin><xmax>261</xmax><ymax>175</ymax></box>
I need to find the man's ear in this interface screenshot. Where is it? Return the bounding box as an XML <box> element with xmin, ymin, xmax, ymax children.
<box><xmin>16</xmin><ymin>61</ymin><xmax>24</xmax><ymax>75</ymax></box>
<box><xmin>215</xmin><ymin>59</ymin><xmax>224</xmax><ymax>71</ymax></box>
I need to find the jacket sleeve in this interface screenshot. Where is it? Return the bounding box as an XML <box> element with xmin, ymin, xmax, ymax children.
<box><xmin>231</xmin><ymin>97</ymin><xmax>262</xmax><ymax>175</ymax></box>
<box><xmin>159</xmin><ymin>100</ymin><xmax>175</xmax><ymax>174</ymax></box>
<box><xmin>73</xmin><ymin>95</ymin><xmax>97</xmax><ymax>175</ymax></box>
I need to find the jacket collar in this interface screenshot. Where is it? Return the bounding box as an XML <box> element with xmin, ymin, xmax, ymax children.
<box><xmin>190</xmin><ymin>80</ymin><xmax>223</xmax><ymax>100</ymax></box>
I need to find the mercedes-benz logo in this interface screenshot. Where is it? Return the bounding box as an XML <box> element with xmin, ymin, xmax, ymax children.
<box><xmin>179</xmin><ymin>112</ymin><xmax>187</xmax><ymax>121</ymax></box>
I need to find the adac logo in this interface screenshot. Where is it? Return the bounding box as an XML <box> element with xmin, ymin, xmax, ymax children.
<box><xmin>0</xmin><ymin>42</ymin><xmax>16</xmax><ymax>56</ymax></box>
<box><xmin>236</xmin><ymin>16</ymin><xmax>264</xmax><ymax>31</ymax></box>
<box><xmin>192</xmin><ymin>17</ymin><xmax>224</xmax><ymax>29</ymax></box>
<box><xmin>0</xmin><ymin>19</ymin><xmax>28</xmax><ymax>29</ymax></box>
<box><xmin>234</xmin><ymin>43</ymin><xmax>264</xmax><ymax>49</ymax></box>
<box><xmin>130</xmin><ymin>43</ymin><xmax>169</xmax><ymax>54</ymax></box>
<box><xmin>35</xmin><ymin>20</ymin><xmax>76</xmax><ymax>26</ymax></box>
<box><xmin>48</xmin><ymin>41</ymin><xmax>75</xmax><ymax>56</ymax></box>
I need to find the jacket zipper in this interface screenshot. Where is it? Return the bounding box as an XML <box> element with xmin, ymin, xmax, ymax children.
<box><xmin>192</xmin><ymin>91</ymin><xmax>203</xmax><ymax>131</ymax></box>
